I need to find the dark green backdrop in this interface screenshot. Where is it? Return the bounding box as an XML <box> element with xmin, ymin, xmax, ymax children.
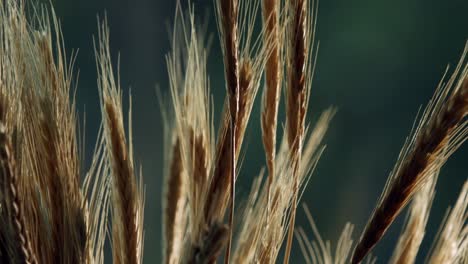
<box><xmin>40</xmin><ymin>0</ymin><xmax>467</xmax><ymax>262</ymax></box>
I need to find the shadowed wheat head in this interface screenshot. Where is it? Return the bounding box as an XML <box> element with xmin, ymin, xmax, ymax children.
<box><xmin>0</xmin><ymin>0</ymin><xmax>467</xmax><ymax>263</ymax></box>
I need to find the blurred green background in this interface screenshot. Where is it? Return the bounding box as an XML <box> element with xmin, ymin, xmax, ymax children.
<box><xmin>42</xmin><ymin>0</ymin><xmax>467</xmax><ymax>262</ymax></box>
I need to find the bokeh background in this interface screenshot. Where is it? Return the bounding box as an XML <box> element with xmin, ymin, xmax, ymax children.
<box><xmin>41</xmin><ymin>0</ymin><xmax>467</xmax><ymax>262</ymax></box>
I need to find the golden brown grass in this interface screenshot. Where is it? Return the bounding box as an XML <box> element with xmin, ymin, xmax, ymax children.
<box><xmin>1</xmin><ymin>0</ymin><xmax>467</xmax><ymax>263</ymax></box>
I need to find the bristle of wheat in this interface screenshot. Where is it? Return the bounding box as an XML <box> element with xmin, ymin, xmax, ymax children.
<box><xmin>295</xmin><ymin>204</ymin><xmax>354</xmax><ymax>264</ymax></box>
<box><xmin>351</xmin><ymin>43</ymin><xmax>468</xmax><ymax>264</ymax></box>
<box><xmin>82</xmin><ymin>127</ymin><xmax>111</xmax><ymax>264</ymax></box>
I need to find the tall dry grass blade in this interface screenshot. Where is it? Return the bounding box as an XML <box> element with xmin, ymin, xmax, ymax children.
<box><xmin>426</xmin><ymin>181</ymin><xmax>468</xmax><ymax>264</ymax></box>
<box><xmin>351</xmin><ymin>43</ymin><xmax>468</xmax><ymax>264</ymax></box>
<box><xmin>284</xmin><ymin>0</ymin><xmax>317</xmax><ymax>262</ymax></box>
<box><xmin>261</xmin><ymin>0</ymin><xmax>281</xmax><ymax>212</ymax></box>
<box><xmin>96</xmin><ymin>19</ymin><xmax>144</xmax><ymax>264</ymax></box>
<box><xmin>389</xmin><ymin>171</ymin><xmax>438</xmax><ymax>264</ymax></box>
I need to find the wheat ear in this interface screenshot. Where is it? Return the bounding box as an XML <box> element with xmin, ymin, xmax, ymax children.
<box><xmin>261</xmin><ymin>0</ymin><xmax>281</xmax><ymax>213</ymax></box>
<box><xmin>96</xmin><ymin>19</ymin><xmax>144</xmax><ymax>264</ymax></box>
<box><xmin>206</xmin><ymin>0</ymin><xmax>272</xmax><ymax>261</ymax></box>
<box><xmin>8</xmin><ymin>4</ymin><xmax>87</xmax><ymax>262</ymax></box>
<box><xmin>163</xmin><ymin>5</ymin><xmax>232</xmax><ymax>262</ymax></box>
<box><xmin>284</xmin><ymin>0</ymin><xmax>317</xmax><ymax>262</ymax></box>
<box><xmin>351</xmin><ymin>43</ymin><xmax>468</xmax><ymax>264</ymax></box>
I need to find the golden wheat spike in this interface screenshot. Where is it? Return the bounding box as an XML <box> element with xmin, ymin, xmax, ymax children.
<box><xmin>351</xmin><ymin>43</ymin><xmax>468</xmax><ymax>264</ymax></box>
<box><xmin>163</xmin><ymin>4</ymin><xmax>217</xmax><ymax>263</ymax></box>
<box><xmin>214</xmin><ymin>0</ymin><xmax>240</xmax><ymax>260</ymax></box>
<box><xmin>284</xmin><ymin>0</ymin><xmax>318</xmax><ymax>262</ymax></box>
<box><xmin>95</xmin><ymin>18</ymin><xmax>144</xmax><ymax>264</ymax></box>
<box><xmin>1</xmin><ymin>1</ymin><xmax>88</xmax><ymax>262</ymax></box>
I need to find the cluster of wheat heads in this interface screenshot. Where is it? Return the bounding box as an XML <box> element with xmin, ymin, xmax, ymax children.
<box><xmin>0</xmin><ymin>0</ymin><xmax>467</xmax><ymax>263</ymax></box>
<box><xmin>162</xmin><ymin>0</ymin><xmax>468</xmax><ymax>264</ymax></box>
<box><xmin>0</xmin><ymin>1</ymin><xmax>143</xmax><ymax>263</ymax></box>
